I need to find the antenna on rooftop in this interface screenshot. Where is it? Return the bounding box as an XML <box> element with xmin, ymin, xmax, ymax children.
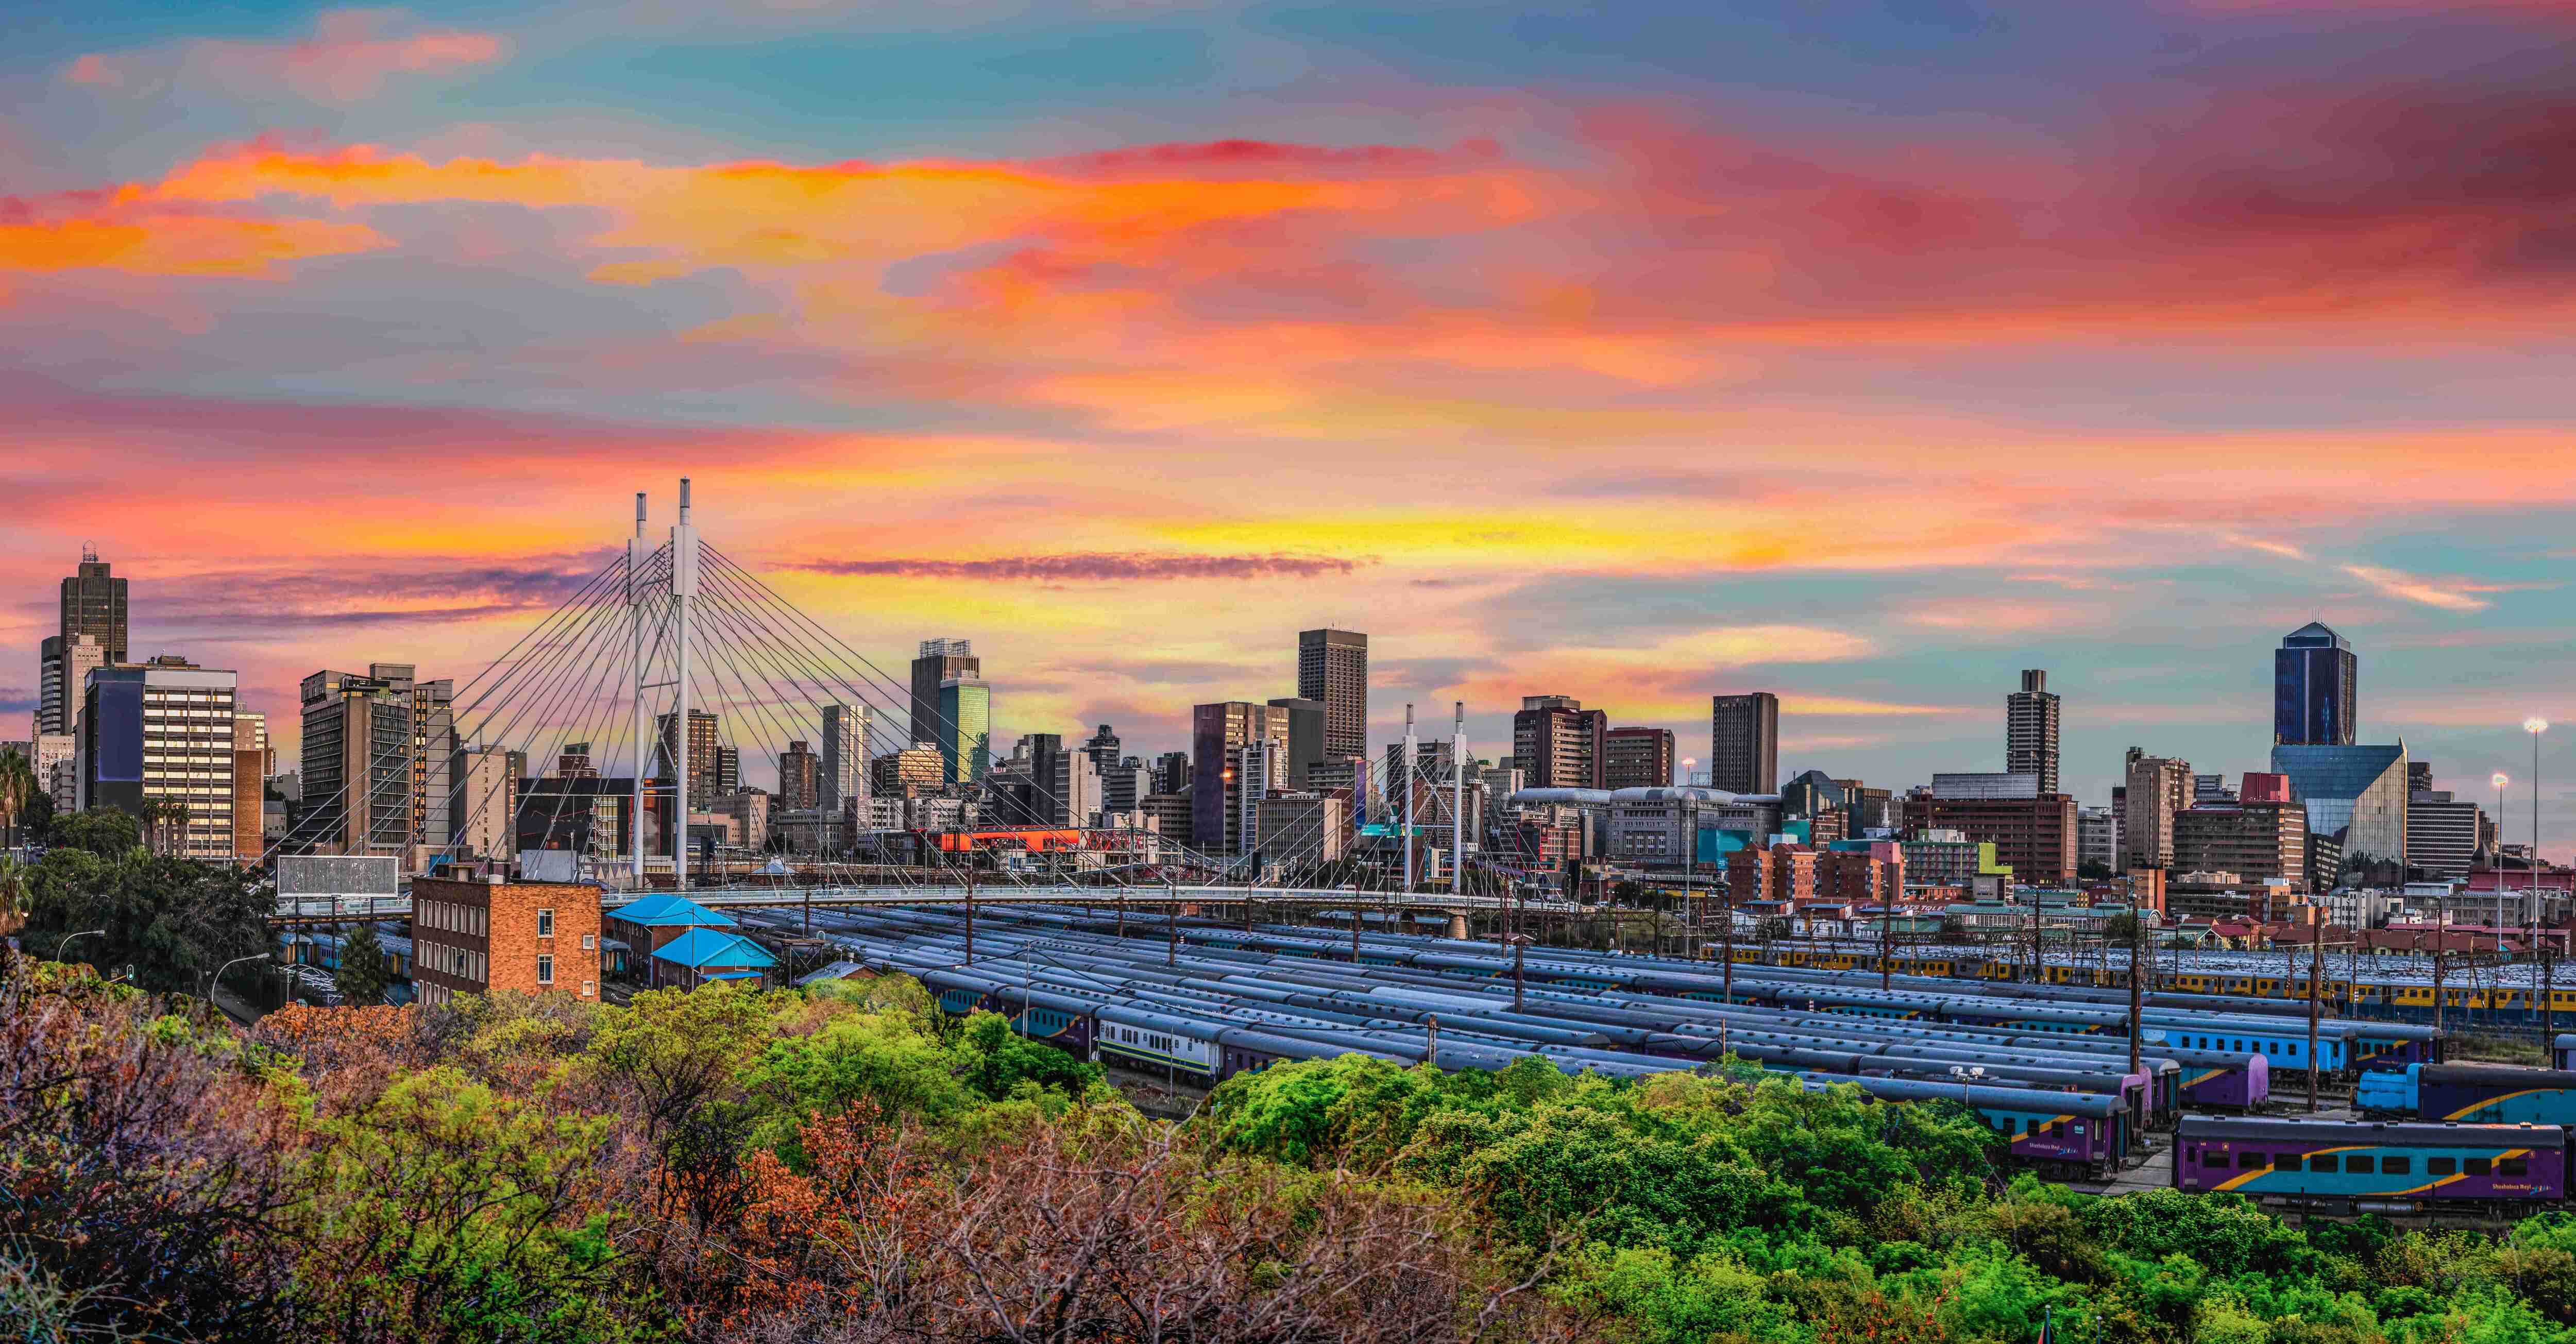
<box><xmin>80</xmin><ymin>541</ymin><xmax>97</xmax><ymax>564</ymax></box>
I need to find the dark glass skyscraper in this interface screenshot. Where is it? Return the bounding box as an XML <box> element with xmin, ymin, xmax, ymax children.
<box><xmin>60</xmin><ymin>547</ymin><xmax>128</xmax><ymax>664</ymax></box>
<box><xmin>2274</xmin><ymin>622</ymin><xmax>2356</xmax><ymax>746</ymax></box>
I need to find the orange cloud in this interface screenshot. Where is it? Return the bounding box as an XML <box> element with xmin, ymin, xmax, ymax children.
<box><xmin>2339</xmin><ymin>564</ymin><xmax>2497</xmax><ymax>612</ymax></box>
<box><xmin>65</xmin><ymin>9</ymin><xmax>504</xmax><ymax>104</ymax></box>
<box><xmin>0</xmin><ymin>212</ymin><xmax>383</xmax><ymax>277</ymax></box>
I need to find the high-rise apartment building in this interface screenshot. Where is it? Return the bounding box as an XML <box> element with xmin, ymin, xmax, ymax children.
<box><xmin>819</xmin><ymin>703</ymin><xmax>869</xmax><ymax>814</ymax></box>
<box><xmin>909</xmin><ymin>639</ymin><xmax>986</xmax><ymax>784</ymax></box>
<box><xmin>2172</xmin><ymin>801</ymin><xmax>2308</xmax><ymax>889</ymax></box>
<box><xmin>2005</xmin><ymin>670</ymin><xmax>2061</xmax><ymax>795</ymax></box>
<box><xmin>1604</xmin><ymin>726</ymin><xmax>1675</xmax><ymax>790</ymax></box>
<box><xmin>1083</xmin><ymin>723</ymin><xmax>1122</xmax><ymax>774</ymax></box>
<box><xmin>1709</xmin><ymin>692</ymin><xmax>1780</xmax><ymax>795</ymax></box>
<box><xmin>1191</xmin><ymin>701</ymin><xmax>1291</xmax><ymax>856</ymax></box>
<box><xmin>2406</xmin><ymin>788</ymin><xmax>2481</xmax><ymax>879</ymax></box>
<box><xmin>778</xmin><ymin>740</ymin><xmax>822</xmax><ymax>811</ymax></box>
<box><xmin>2121</xmin><ymin>748</ymin><xmax>2194</xmax><ymax>871</ymax></box>
<box><xmin>2077</xmin><ymin>806</ymin><xmax>2117</xmax><ymax>873</ymax></box>
<box><xmin>296</xmin><ymin>664</ymin><xmax>451</xmax><ymax>859</ymax></box>
<box><xmin>2275</xmin><ymin>622</ymin><xmax>2357</xmax><ymax>746</ymax></box>
<box><xmin>1514</xmin><ymin>695</ymin><xmax>1607</xmax><ymax>790</ymax></box>
<box><xmin>1297</xmin><ymin>628</ymin><xmax>1368</xmax><ymax>761</ymax></box>
<box><xmin>449</xmin><ymin>745</ymin><xmax>517</xmax><ymax>861</ymax></box>
<box><xmin>36</xmin><ymin>637</ymin><xmax>60</xmax><ymax>739</ymax></box>
<box><xmin>231</xmin><ymin>716</ymin><xmax>267</xmax><ymax>860</ymax></box>
<box><xmin>60</xmin><ymin>548</ymin><xmax>128</xmax><ymax>665</ymax></box>
<box><xmin>655</xmin><ymin>710</ymin><xmax>723</xmax><ymax>810</ymax></box>
<box><xmin>80</xmin><ymin>657</ymin><xmax>238</xmax><ymax>861</ymax></box>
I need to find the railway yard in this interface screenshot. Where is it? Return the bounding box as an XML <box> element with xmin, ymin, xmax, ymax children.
<box><xmin>709</xmin><ymin>900</ymin><xmax>2576</xmax><ymax>1221</ymax></box>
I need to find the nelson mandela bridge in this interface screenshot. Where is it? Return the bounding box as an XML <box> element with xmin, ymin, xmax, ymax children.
<box><xmin>265</xmin><ymin>481</ymin><xmax>1596</xmax><ymax>940</ymax></box>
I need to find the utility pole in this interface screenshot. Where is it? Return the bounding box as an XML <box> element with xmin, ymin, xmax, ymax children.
<box><xmin>670</xmin><ymin>478</ymin><xmax>697</xmax><ymax>893</ymax></box>
<box><xmin>1511</xmin><ymin>933</ymin><xmax>1529</xmax><ymax>1011</ymax></box>
<box><xmin>1166</xmin><ymin>880</ymin><xmax>1178</xmax><ymax>968</ymax></box>
<box><xmin>2433</xmin><ymin>889</ymin><xmax>2447</xmax><ymax>1034</ymax></box>
<box><xmin>2127</xmin><ymin>913</ymin><xmax>2144</xmax><ymax>1079</ymax></box>
<box><xmin>2307</xmin><ymin>927</ymin><xmax>2323</xmax><ymax>1113</ymax></box>
<box><xmin>1721</xmin><ymin>856</ymin><xmax>1736</xmax><ymax>1002</ymax></box>
<box><xmin>1879</xmin><ymin>878</ymin><xmax>1893</xmax><ymax>993</ymax></box>
<box><xmin>963</xmin><ymin>865</ymin><xmax>975</xmax><ymax>965</ymax></box>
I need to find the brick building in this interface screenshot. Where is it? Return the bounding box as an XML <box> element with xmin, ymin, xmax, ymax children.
<box><xmin>1907</xmin><ymin>792</ymin><xmax>2079</xmax><ymax>886</ymax></box>
<box><xmin>1727</xmin><ymin>842</ymin><xmax>1818</xmax><ymax>906</ymax></box>
<box><xmin>409</xmin><ymin>874</ymin><xmax>601</xmax><ymax>1008</ymax></box>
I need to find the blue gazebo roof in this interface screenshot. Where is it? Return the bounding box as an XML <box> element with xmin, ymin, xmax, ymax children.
<box><xmin>649</xmin><ymin>928</ymin><xmax>777</xmax><ymax>971</ymax></box>
<box><xmin>609</xmin><ymin>894</ymin><xmax>739</xmax><ymax>928</ymax></box>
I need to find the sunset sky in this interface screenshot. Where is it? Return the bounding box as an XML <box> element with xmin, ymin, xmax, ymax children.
<box><xmin>4</xmin><ymin>1</ymin><xmax>2569</xmax><ymax>855</ymax></box>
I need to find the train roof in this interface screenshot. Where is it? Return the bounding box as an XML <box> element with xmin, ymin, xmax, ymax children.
<box><xmin>2419</xmin><ymin>1063</ymin><xmax>2576</xmax><ymax>1088</ymax></box>
<box><xmin>2180</xmin><ymin>1116</ymin><xmax>2568</xmax><ymax>1148</ymax></box>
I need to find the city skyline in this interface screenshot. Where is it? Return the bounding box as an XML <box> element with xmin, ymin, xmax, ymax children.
<box><xmin>0</xmin><ymin>2</ymin><xmax>2568</xmax><ymax>856</ymax></box>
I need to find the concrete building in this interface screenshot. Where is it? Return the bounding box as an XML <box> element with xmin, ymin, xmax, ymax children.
<box><xmin>1083</xmin><ymin>723</ymin><xmax>1122</xmax><ymax>776</ymax></box>
<box><xmin>1929</xmin><ymin>772</ymin><xmax>2041</xmax><ymax>801</ymax></box>
<box><xmin>1192</xmin><ymin>700</ymin><xmax>1291</xmax><ymax>856</ymax></box>
<box><xmin>1911</xmin><ymin>791</ymin><xmax>2078</xmax><ymax>886</ymax></box>
<box><xmin>231</xmin><ymin>716</ymin><xmax>265</xmax><ymax>860</ymax></box>
<box><xmin>1150</xmin><ymin>751</ymin><xmax>1191</xmax><ymax>796</ymax></box>
<box><xmin>2172</xmin><ymin>801</ymin><xmax>2308</xmax><ymax>890</ymax></box>
<box><xmin>654</xmin><ymin>710</ymin><xmax>723</xmax><ymax>811</ymax></box>
<box><xmin>707</xmin><ymin>789</ymin><xmax>771</xmax><ymax>850</ymax></box>
<box><xmin>778</xmin><ymin>740</ymin><xmax>822</xmax><ymax>811</ymax></box>
<box><xmin>448</xmin><ymin>745</ymin><xmax>516</xmax><ymax>861</ymax></box>
<box><xmin>2077</xmin><ymin>806</ymin><xmax>2118</xmax><ymax>873</ymax></box>
<box><xmin>1038</xmin><ymin>739</ymin><xmax>1101</xmax><ymax>827</ymax></box>
<box><xmin>2275</xmin><ymin>621</ymin><xmax>2357</xmax><ymax>747</ymax></box>
<box><xmin>2406</xmin><ymin>788</ymin><xmax>2482</xmax><ymax>880</ymax></box>
<box><xmin>1604</xmin><ymin>726</ymin><xmax>1675</xmax><ymax>790</ymax></box>
<box><xmin>1297</xmin><ymin>628</ymin><xmax>1368</xmax><ymax>761</ymax></box>
<box><xmin>909</xmin><ymin>639</ymin><xmax>986</xmax><ymax>784</ymax></box>
<box><xmin>819</xmin><ymin>703</ymin><xmax>868</xmax><ymax>815</ymax></box>
<box><xmin>1141</xmin><ymin>791</ymin><xmax>1193</xmax><ymax>850</ymax></box>
<box><xmin>1251</xmin><ymin>792</ymin><xmax>1349</xmax><ymax>865</ymax></box>
<box><xmin>409</xmin><ymin>874</ymin><xmax>601</xmax><ymax>1008</ymax></box>
<box><xmin>1100</xmin><ymin>759</ymin><xmax>1151</xmax><ymax>813</ymax></box>
<box><xmin>1514</xmin><ymin>695</ymin><xmax>1607</xmax><ymax>790</ymax></box>
<box><xmin>1709</xmin><ymin>692</ymin><xmax>1779</xmax><ymax>795</ymax></box>
<box><xmin>2005</xmin><ymin>670</ymin><xmax>2061</xmax><ymax>795</ymax></box>
<box><xmin>1603</xmin><ymin>787</ymin><xmax>1781</xmax><ymax>869</ymax></box>
<box><xmin>1901</xmin><ymin>830</ymin><xmax>1997</xmax><ymax>891</ymax></box>
<box><xmin>1267</xmin><ymin>696</ymin><xmax>1326</xmax><ymax>787</ymax></box>
<box><xmin>40</xmin><ymin>633</ymin><xmax>108</xmax><ymax>744</ymax></box>
<box><xmin>78</xmin><ymin>657</ymin><xmax>238</xmax><ymax>860</ymax></box>
<box><xmin>1839</xmin><ymin>779</ymin><xmax>1897</xmax><ymax>833</ymax></box>
<box><xmin>31</xmin><ymin>733</ymin><xmax>74</xmax><ymax>812</ymax></box>
<box><xmin>296</xmin><ymin>664</ymin><xmax>455</xmax><ymax>859</ymax></box>
<box><xmin>871</xmin><ymin>742</ymin><xmax>944</xmax><ymax>797</ymax></box>
<box><xmin>2122</xmin><ymin>749</ymin><xmax>2194</xmax><ymax>871</ymax></box>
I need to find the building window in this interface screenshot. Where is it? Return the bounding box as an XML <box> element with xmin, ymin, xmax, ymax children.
<box><xmin>581</xmin><ymin>980</ymin><xmax>596</xmax><ymax>998</ymax></box>
<box><xmin>537</xmin><ymin>955</ymin><xmax>553</xmax><ymax>985</ymax></box>
<box><xmin>581</xmin><ymin>934</ymin><xmax>596</xmax><ymax>949</ymax></box>
<box><xmin>537</xmin><ymin>908</ymin><xmax>554</xmax><ymax>938</ymax></box>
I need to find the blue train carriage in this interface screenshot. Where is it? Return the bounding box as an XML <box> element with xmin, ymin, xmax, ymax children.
<box><xmin>2174</xmin><ymin>1116</ymin><xmax>2568</xmax><ymax>1215</ymax></box>
<box><xmin>1795</xmin><ymin>1074</ymin><xmax>2127</xmax><ymax>1178</ymax></box>
<box><xmin>2556</xmin><ymin>1034</ymin><xmax>2576</xmax><ymax>1072</ymax></box>
<box><xmin>2364</xmin><ymin>1063</ymin><xmax>2576</xmax><ymax>1126</ymax></box>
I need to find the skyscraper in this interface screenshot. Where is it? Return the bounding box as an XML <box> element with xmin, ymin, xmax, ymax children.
<box><xmin>909</xmin><ymin>639</ymin><xmax>986</xmax><ymax>784</ymax></box>
<box><xmin>40</xmin><ymin>633</ymin><xmax>107</xmax><ymax>742</ymax></box>
<box><xmin>820</xmin><ymin>703</ymin><xmax>868</xmax><ymax>814</ymax></box>
<box><xmin>1296</xmin><ymin>628</ymin><xmax>1368</xmax><ymax>760</ymax></box>
<box><xmin>1083</xmin><ymin>723</ymin><xmax>1122</xmax><ymax>775</ymax></box>
<box><xmin>35</xmin><ymin>636</ymin><xmax>59</xmax><ymax>739</ymax></box>
<box><xmin>2005</xmin><ymin>669</ymin><xmax>2061</xmax><ymax>795</ymax></box>
<box><xmin>60</xmin><ymin>547</ymin><xmax>128</xmax><ymax>664</ymax></box>
<box><xmin>1709</xmin><ymin>692</ymin><xmax>1780</xmax><ymax>795</ymax></box>
<box><xmin>1266</xmin><ymin>696</ymin><xmax>1324</xmax><ymax>786</ymax></box>
<box><xmin>2274</xmin><ymin>621</ymin><xmax>2357</xmax><ymax>746</ymax></box>
<box><xmin>1513</xmin><ymin>695</ymin><xmax>1607</xmax><ymax>789</ymax></box>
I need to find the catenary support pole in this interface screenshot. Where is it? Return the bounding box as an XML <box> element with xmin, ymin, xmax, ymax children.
<box><xmin>1401</xmin><ymin>704</ymin><xmax>1417</xmax><ymax>895</ymax></box>
<box><xmin>1451</xmin><ymin>701</ymin><xmax>1466</xmax><ymax>897</ymax></box>
<box><xmin>2307</xmin><ymin>929</ymin><xmax>2323</xmax><ymax>1113</ymax></box>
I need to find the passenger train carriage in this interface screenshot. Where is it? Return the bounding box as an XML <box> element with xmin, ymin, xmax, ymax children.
<box><xmin>2175</xmin><ymin>1117</ymin><xmax>2567</xmax><ymax>1213</ymax></box>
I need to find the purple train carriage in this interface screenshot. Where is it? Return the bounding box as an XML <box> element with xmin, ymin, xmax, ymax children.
<box><xmin>2175</xmin><ymin>1116</ymin><xmax>2567</xmax><ymax>1214</ymax></box>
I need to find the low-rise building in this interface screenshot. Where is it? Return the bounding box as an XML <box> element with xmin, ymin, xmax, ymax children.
<box><xmin>409</xmin><ymin>874</ymin><xmax>601</xmax><ymax>1008</ymax></box>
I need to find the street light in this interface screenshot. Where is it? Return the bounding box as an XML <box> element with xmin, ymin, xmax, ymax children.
<box><xmin>2528</xmin><ymin>718</ymin><xmax>2550</xmax><ymax>963</ymax></box>
<box><xmin>204</xmin><ymin>951</ymin><xmax>272</xmax><ymax>1001</ymax></box>
<box><xmin>56</xmin><ymin>928</ymin><xmax>104</xmax><ymax>962</ymax></box>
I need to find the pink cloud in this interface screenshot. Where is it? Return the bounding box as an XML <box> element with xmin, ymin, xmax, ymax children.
<box><xmin>65</xmin><ymin>9</ymin><xmax>505</xmax><ymax>105</ymax></box>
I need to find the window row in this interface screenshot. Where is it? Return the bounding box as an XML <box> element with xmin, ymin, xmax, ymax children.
<box><xmin>2198</xmin><ymin>1150</ymin><xmax>2521</xmax><ymax>1178</ymax></box>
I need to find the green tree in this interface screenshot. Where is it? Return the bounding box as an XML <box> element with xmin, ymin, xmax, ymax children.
<box><xmin>19</xmin><ymin>846</ymin><xmax>269</xmax><ymax>994</ymax></box>
<box><xmin>50</xmin><ymin>806</ymin><xmax>142</xmax><ymax>858</ymax></box>
<box><xmin>0</xmin><ymin>748</ymin><xmax>33</xmax><ymax>849</ymax></box>
<box><xmin>336</xmin><ymin>923</ymin><xmax>395</xmax><ymax>1006</ymax></box>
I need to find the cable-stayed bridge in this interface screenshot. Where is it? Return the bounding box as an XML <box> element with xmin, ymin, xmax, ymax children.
<box><xmin>266</xmin><ymin>479</ymin><xmax>1587</xmax><ymax>931</ymax></box>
